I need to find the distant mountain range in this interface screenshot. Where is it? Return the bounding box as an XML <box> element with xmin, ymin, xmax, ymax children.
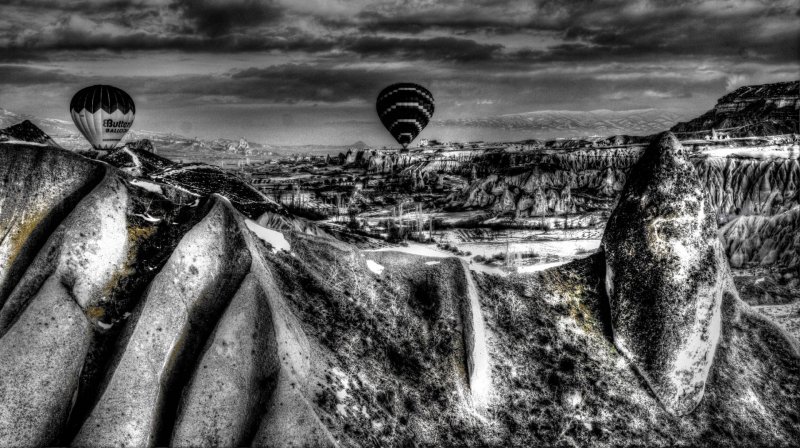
<box><xmin>0</xmin><ymin>108</ymin><xmax>364</xmax><ymax>160</ymax></box>
<box><xmin>435</xmin><ymin>108</ymin><xmax>687</xmax><ymax>136</ymax></box>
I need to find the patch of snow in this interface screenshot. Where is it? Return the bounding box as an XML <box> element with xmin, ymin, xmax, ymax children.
<box><xmin>0</xmin><ymin>139</ymin><xmax>51</xmax><ymax>146</ymax></box>
<box><xmin>130</xmin><ymin>179</ymin><xmax>163</xmax><ymax>195</ymax></box>
<box><xmin>366</xmin><ymin>260</ymin><xmax>385</xmax><ymax>275</ymax></box>
<box><xmin>463</xmin><ymin>264</ymin><xmax>492</xmax><ymax>410</ymax></box>
<box><xmin>132</xmin><ymin>213</ymin><xmax>161</xmax><ymax>223</ymax></box>
<box><xmin>424</xmin><ymin>261</ymin><xmax>440</xmax><ymax>265</ymax></box>
<box><xmin>516</xmin><ymin>261</ymin><xmax>568</xmax><ymax>273</ymax></box>
<box><xmin>370</xmin><ymin>243</ymin><xmax>450</xmax><ymax>258</ymax></box>
<box><xmin>367</xmin><ymin>243</ymin><xmax>508</xmax><ymax>276</ymax></box>
<box><xmin>123</xmin><ymin>147</ymin><xmax>142</xmax><ymax>167</ymax></box>
<box><xmin>244</xmin><ymin>219</ymin><xmax>291</xmax><ymax>254</ymax></box>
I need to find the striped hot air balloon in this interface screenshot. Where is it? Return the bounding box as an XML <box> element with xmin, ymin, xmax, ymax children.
<box><xmin>70</xmin><ymin>85</ymin><xmax>135</xmax><ymax>151</ymax></box>
<box><xmin>376</xmin><ymin>83</ymin><xmax>434</xmax><ymax>151</ymax></box>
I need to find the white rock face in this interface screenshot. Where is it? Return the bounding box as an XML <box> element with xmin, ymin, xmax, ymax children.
<box><xmin>602</xmin><ymin>132</ymin><xmax>735</xmax><ymax>416</ymax></box>
<box><xmin>0</xmin><ymin>170</ymin><xmax>129</xmax><ymax>445</ymax></box>
<box><xmin>171</xmin><ymin>273</ymin><xmax>278</xmax><ymax>447</ymax></box>
<box><xmin>0</xmin><ymin>145</ymin><xmax>103</xmax><ymax>303</ymax></box>
<box><xmin>0</xmin><ymin>277</ymin><xmax>91</xmax><ymax>446</ymax></box>
<box><xmin>72</xmin><ymin>200</ymin><xmax>252</xmax><ymax>447</ymax></box>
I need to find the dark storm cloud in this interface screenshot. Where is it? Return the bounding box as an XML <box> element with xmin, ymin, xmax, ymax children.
<box><xmin>0</xmin><ymin>0</ymin><xmax>315</xmax><ymax>53</ymax></box>
<box><xmin>1</xmin><ymin>0</ymin><xmax>797</xmax><ymax>65</ymax></box>
<box><xmin>550</xmin><ymin>6</ymin><xmax>800</xmax><ymax>63</ymax></box>
<box><xmin>171</xmin><ymin>0</ymin><xmax>284</xmax><ymax>37</ymax></box>
<box><xmin>352</xmin><ymin>0</ymin><xmax>799</xmax><ymax>64</ymax></box>
<box><xmin>344</xmin><ymin>36</ymin><xmax>502</xmax><ymax>62</ymax></box>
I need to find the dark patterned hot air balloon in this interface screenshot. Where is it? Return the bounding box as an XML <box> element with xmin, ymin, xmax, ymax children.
<box><xmin>376</xmin><ymin>83</ymin><xmax>434</xmax><ymax>151</ymax></box>
<box><xmin>70</xmin><ymin>85</ymin><xmax>135</xmax><ymax>150</ymax></box>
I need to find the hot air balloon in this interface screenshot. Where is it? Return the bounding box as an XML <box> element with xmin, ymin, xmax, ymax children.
<box><xmin>70</xmin><ymin>85</ymin><xmax>135</xmax><ymax>151</ymax></box>
<box><xmin>376</xmin><ymin>83</ymin><xmax>434</xmax><ymax>152</ymax></box>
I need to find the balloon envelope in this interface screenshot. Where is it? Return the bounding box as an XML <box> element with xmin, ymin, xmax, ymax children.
<box><xmin>70</xmin><ymin>85</ymin><xmax>135</xmax><ymax>150</ymax></box>
<box><xmin>376</xmin><ymin>83</ymin><xmax>434</xmax><ymax>150</ymax></box>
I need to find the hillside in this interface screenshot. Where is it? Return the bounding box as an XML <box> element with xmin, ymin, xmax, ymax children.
<box><xmin>0</xmin><ymin>124</ymin><xmax>798</xmax><ymax>446</ymax></box>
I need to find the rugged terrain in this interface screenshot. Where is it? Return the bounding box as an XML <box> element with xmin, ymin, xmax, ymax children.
<box><xmin>0</xmin><ymin>126</ymin><xmax>798</xmax><ymax>447</ymax></box>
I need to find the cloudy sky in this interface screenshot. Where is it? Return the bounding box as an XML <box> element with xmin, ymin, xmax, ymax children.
<box><xmin>0</xmin><ymin>0</ymin><xmax>797</xmax><ymax>145</ymax></box>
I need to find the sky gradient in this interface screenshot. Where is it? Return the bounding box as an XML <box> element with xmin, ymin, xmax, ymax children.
<box><xmin>1</xmin><ymin>0</ymin><xmax>798</xmax><ymax>146</ymax></box>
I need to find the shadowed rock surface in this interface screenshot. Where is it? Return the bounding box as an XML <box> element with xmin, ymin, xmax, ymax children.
<box><xmin>0</xmin><ymin>138</ymin><xmax>798</xmax><ymax>447</ymax></box>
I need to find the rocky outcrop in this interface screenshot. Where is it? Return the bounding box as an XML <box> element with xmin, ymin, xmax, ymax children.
<box><xmin>489</xmin><ymin>253</ymin><xmax>800</xmax><ymax>447</ymax></box>
<box><xmin>602</xmin><ymin>133</ymin><xmax>733</xmax><ymax>415</ymax></box>
<box><xmin>150</xmin><ymin>164</ymin><xmax>279</xmax><ymax>218</ymax></box>
<box><xmin>671</xmin><ymin>81</ymin><xmax>799</xmax><ymax>137</ymax></box>
<box><xmin>170</xmin><ymin>273</ymin><xmax>276</xmax><ymax>446</ymax></box>
<box><xmin>72</xmin><ymin>198</ymin><xmax>252</xmax><ymax>446</ymax></box>
<box><xmin>0</xmin><ymin>144</ymin><xmax>104</xmax><ymax>304</ymax></box>
<box><xmin>720</xmin><ymin>206</ymin><xmax>800</xmax><ymax>267</ymax></box>
<box><xmin>0</xmin><ymin>143</ymin><xmax>333</xmax><ymax>447</ymax></box>
<box><xmin>364</xmin><ymin>253</ymin><xmax>492</xmax><ymax>410</ymax></box>
<box><xmin>0</xmin><ymin>120</ymin><xmax>60</xmax><ymax>147</ymax></box>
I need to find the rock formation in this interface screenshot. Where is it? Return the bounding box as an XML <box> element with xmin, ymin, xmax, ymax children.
<box><xmin>0</xmin><ymin>142</ymin><xmax>335</xmax><ymax>447</ymax></box>
<box><xmin>602</xmin><ymin>132</ymin><xmax>734</xmax><ymax>415</ymax></box>
<box><xmin>446</xmin><ymin>144</ymin><xmax>800</xmax><ymax>269</ymax></box>
<box><xmin>672</xmin><ymin>81</ymin><xmax>799</xmax><ymax>137</ymax></box>
<box><xmin>0</xmin><ymin>128</ymin><xmax>798</xmax><ymax>446</ymax></box>
<box><xmin>0</xmin><ymin>120</ymin><xmax>61</xmax><ymax>147</ymax></box>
